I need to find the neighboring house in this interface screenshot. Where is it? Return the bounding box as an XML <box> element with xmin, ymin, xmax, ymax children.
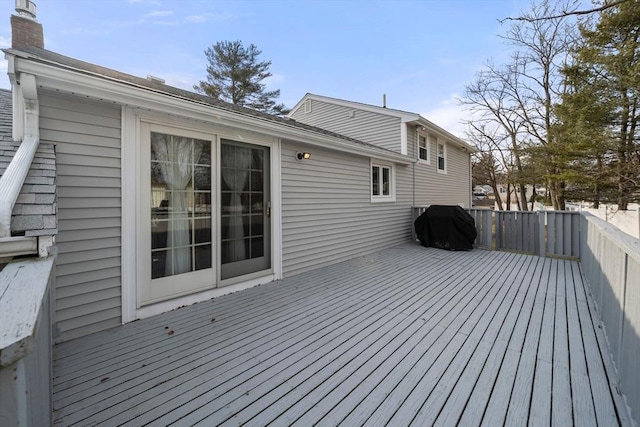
<box><xmin>288</xmin><ymin>93</ymin><xmax>475</xmax><ymax>208</ymax></box>
<box><xmin>1</xmin><ymin>5</ymin><xmax>472</xmax><ymax>344</ymax></box>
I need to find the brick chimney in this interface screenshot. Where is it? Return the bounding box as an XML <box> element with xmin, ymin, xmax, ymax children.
<box><xmin>11</xmin><ymin>0</ymin><xmax>43</xmax><ymax>49</ymax></box>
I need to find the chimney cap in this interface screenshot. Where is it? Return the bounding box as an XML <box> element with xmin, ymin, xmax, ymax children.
<box><xmin>15</xmin><ymin>0</ymin><xmax>37</xmax><ymax>20</ymax></box>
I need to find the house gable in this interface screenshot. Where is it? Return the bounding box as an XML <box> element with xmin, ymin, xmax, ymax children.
<box><xmin>289</xmin><ymin>94</ymin><xmax>410</xmax><ymax>154</ymax></box>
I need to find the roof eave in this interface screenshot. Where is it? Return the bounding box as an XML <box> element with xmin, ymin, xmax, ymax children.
<box><xmin>7</xmin><ymin>51</ymin><xmax>412</xmax><ymax>165</ymax></box>
<box><xmin>412</xmin><ymin>116</ymin><xmax>476</xmax><ymax>152</ymax></box>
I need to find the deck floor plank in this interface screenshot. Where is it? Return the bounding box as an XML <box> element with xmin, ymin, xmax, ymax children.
<box><xmin>500</xmin><ymin>257</ymin><xmax>553</xmax><ymax>427</ymax></box>
<box><xmin>552</xmin><ymin>259</ymin><xmax>573</xmax><ymax>427</ymax></box>
<box><xmin>565</xmin><ymin>260</ymin><xmax>597</xmax><ymax>427</ymax></box>
<box><xmin>51</xmin><ymin>243</ymin><xmax>633</xmax><ymax>427</ymax></box>
<box><xmin>457</xmin><ymin>256</ymin><xmax>543</xmax><ymax>426</ymax></box>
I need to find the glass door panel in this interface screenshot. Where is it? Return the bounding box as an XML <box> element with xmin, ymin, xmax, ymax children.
<box><xmin>141</xmin><ymin>128</ymin><xmax>215</xmax><ymax>305</ymax></box>
<box><xmin>220</xmin><ymin>140</ymin><xmax>270</xmax><ymax>280</ymax></box>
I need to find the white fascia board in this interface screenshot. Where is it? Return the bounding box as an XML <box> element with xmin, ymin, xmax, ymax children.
<box><xmin>12</xmin><ymin>57</ymin><xmax>412</xmax><ymax>165</ymax></box>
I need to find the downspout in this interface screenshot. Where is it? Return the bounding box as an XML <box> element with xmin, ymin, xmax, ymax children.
<box><xmin>469</xmin><ymin>151</ymin><xmax>473</xmax><ymax>208</ymax></box>
<box><xmin>412</xmin><ymin>127</ymin><xmax>418</xmax><ymax>207</ymax></box>
<box><xmin>0</xmin><ymin>73</ymin><xmax>39</xmax><ymax>238</ymax></box>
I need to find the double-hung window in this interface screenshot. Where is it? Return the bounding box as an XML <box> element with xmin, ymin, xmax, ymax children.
<box><xmin>418</xmin><ymin>134</ymin><xmax>429</xmax><ymax>162</ymax></box>
<box><xmin>437</xmin><ymin>142</ymin><xmax>447</xmax><ymax>173</ymax></box>
<box><xmin>371</xmin><ymin>160</ymin><xmax>395</xmax><ymax>202</ymax></box>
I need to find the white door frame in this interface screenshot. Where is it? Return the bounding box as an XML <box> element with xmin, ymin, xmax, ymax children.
<box><xmin>121</xmin><ymin>107</ymin><xmax>283</xmax><ymax>322</ymax></box>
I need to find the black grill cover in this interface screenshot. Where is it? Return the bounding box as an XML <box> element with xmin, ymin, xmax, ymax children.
<box><xmin>414</xmin><ymin>205</ymin><xmax>477</xmax><ymax>250</ymax></box>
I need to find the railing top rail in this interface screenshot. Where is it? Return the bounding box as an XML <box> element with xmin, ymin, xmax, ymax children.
<box><xmin>541</xmin><ymin>210</ymin><xmax>582</xmax><ymax>214</ymax></box>
<box><xmin>0</xmin><ymin>255</ymin><xmax>55</xmax><ymax>367</ymax></box>
<box><xmin>582</xmin><ymin>211</ymin><xmax>640</xmax><ymax>264</ymax></box>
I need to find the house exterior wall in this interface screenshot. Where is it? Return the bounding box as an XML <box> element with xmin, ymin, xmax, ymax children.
<box><xmin>289</xmin><ymin>98</ymin><xmax>402</xmax><ymax>153</ymax></box>
<box><xmin>407</xmin><ymin>127</ymin><xmax>471</xmax><ymax>208</ymax></box>
<box><xmin>281</xmin><ymin>140</ymin><xmax>413</xmax><ymax>277</ymax></box>
<box><xmin>39</xmin><ymin>92</ymin><xmax>122</xmax><ymax>342</ymax></box>
<box><xmin>37</xmin><ymin>91</ymin><xmax>414</xmax><ymax>341</ymax></box>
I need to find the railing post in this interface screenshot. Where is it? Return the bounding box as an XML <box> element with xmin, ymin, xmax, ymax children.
<box><xmin>538</xmin><ymin>211</ymin><xmax>546</xmax><ymax>257</ymax></box>
<box><xmin>484</xmin><ymin>210</ymin><xmax>493</xmax><ymax>249</ymax></box>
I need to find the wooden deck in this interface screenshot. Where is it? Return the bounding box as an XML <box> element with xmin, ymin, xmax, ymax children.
<box><xmin>52</xmin><ymin>243</ymin><xmax>633</xmax><ymax>426</ymax></box>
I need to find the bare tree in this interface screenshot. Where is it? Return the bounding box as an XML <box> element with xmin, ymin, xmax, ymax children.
<box><xmin>499</xmin><ymin>0</ymin><xmax>578</xmax><ymax>209</ymax></box>
<box><xmin>462</xmin><ymin>0</ymin><xmax>579</xmax><ymax>210</ymax></box>
<box><xmin>461</xmin><ymin>62</ymin><xmax>530</xmax><ymax>210</ymax></box>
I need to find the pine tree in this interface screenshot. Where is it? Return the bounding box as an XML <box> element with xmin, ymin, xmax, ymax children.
<box><xmin>194</xmin><ymin>40</ymin><xmax>289</xmax><ymax>115</ymax></box>
<box><xmin>558</xmin><ymin>1</ymin><xmax>639</xmax><ymax>208</ymax></box>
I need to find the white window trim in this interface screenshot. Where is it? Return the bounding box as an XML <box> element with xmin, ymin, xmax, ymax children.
<box><xmin>370</xmin><ymin>159</ymin><xmax>396</xmax><ymax>203</ymax></box>
<box><xmin>417</xmin><ymin>132</ymin><xmax>430</xmax><ymax>165</ymax></box>
<box><xmin>437</xmin><ymin>142</ymin><xmax>447</xmax><ymax>174</ymax></box>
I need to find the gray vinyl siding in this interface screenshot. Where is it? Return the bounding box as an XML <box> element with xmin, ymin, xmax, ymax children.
<box><xmin>289</xmin><ymin>99</ymin><xmax>402</xmax><ymax>153</ymax></box>
<box><xmin>408</xmin><ymin>129</ymin><xmax>471</xmax><ymax>208</ymax></box>
<box><xmin>281</xmin><ymin>140</ymin><xmax>413</xmax><ymax>277</ymax></box>
<box><xmin>39</xmin><ymin>92</ymin><xmax>122</xmax><ymax>342</ymax></box>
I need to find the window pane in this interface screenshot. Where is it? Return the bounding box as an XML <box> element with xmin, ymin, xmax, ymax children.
<box><xmin>151</xmin><ymin>250</ymin><xmax>167</xmax><ymax>279</ymax></box>
<box><xmin>195</xmin><ymin>245</ymin><xmax>212</xmax><ymax>270</ymax></box>
<box><xmin>372</xmin><ymin>166</ymin><xmax>380</xmax><ymax>196</ymax></box>
<box><xmin>251</xmin><ymin>237</ymin><xmax>264</xmax><ymax>258</ymax></box>
<box><xmin>150</xmin><ymin>131</ymin><xmax>212</xmax><ymax>279</ymax></box>
<box><xmin>382</xmin><ymin>167</ymin><xmax>390</xmax><ymax>196</ymax></box>
<box><xmin>194</xmin><ymin>140</ymin><xmax>211</xmax><ymax>165</ymax></box>
<box><xmin>194</xmin><ymin>166</ymin><xmax>211</xmax><ymax>191</ymax></box>
<box><xmin>194</xmin><ymin>218</ymin><xmax>211</xmax><ymax>244</ymax></box>
<box><xmin>419</xmin><ymin>147</ymin><xmax>427</xmax><ymax>160</ymax></box>
<box><xmin>251</xmin><ymin>214</ymin><xmax>264</xmax><ymax>237</ymax></box>
<box><xmin>151</xmin><ymin>219</ymin><xmax>168</xmax><ymax>249</ymax></box>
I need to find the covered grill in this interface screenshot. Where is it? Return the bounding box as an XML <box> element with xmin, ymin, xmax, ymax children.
<box><xmin>414</xmin><ymin>205</ymin><xmax>477</xmax><ymax>250</ymax></box>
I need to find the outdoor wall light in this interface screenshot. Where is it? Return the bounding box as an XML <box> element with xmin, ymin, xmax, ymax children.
<box><xmin>296</xmin><ymin>152</ymin><xmax>311</xmax><ymax>161</ymax></box>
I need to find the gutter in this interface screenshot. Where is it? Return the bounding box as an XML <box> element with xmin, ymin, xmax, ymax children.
<box><xmin>0</xmin><ymin>72</ymin><xmax>39</xmax><ymax>240</ymax></box>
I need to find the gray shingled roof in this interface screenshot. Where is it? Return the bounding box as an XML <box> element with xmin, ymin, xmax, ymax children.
<box><xmin>0</xmin><ymin>88</ymin><xmax>57</xmax><ymax>237</ymax></box>
<box><xmin>4</xmin><ymin>46</ymin><xmax>408</xmax><ymax>160</ymax></box>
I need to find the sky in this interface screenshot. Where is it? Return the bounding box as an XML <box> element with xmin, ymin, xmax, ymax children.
<box><xmin>0</xmin><ymin>0</ymin><xmax>551</xmax><ymax>137</ymax></box>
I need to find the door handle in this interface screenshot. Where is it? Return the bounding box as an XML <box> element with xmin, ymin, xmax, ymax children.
<box><xmin>266</xmin><ymin>201</ymin><xmax>271</xmax><ymax>217</ymax></box>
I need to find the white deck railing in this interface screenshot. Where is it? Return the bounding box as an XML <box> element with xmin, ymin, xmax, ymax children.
<box><xmin>579</xmin><ymin>213</ymin><xmax>640</xmax><ymax>424</ymax></box>
<box><xmin>0</xmin><ymin>256</ymin><xmax>55</xmax><ymax>427</ymax></box>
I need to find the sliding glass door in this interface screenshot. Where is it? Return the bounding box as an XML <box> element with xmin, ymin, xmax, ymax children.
<box><xmin>138</xmin><ymin>125</ymin><xmax>272</xmax><ymax>306</ymax></box>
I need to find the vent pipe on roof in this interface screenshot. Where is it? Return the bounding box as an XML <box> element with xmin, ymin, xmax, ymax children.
<box><xmin>11</xmin><ymin>0</ymin><xmax>44</xmax><ymax>49</ymax></box>
<box><xmin>383</xmin><ymin>94</ymin><xmax>387</xmax><ymax>108</ymax></box>
<box><xmin>15</xmin><ymin>0</ymin><xmax>36</xmax><ymax>18</ymax></box>
<box><xmin>147</xmin><ymin>75</ymin><xmax>166</xmax><ymax>85</ymax></box>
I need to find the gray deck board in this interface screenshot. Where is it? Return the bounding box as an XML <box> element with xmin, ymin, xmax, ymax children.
<box><xmin>52</xmin><ymin>243</ymin><xmax>633</xmax><ymax>426</ymax></box>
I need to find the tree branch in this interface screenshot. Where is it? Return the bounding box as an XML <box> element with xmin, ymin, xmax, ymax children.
<box><xmin>499</xmin><ymin>0</ymin><xmax>629</xmax><ymax>23</ymax></box>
